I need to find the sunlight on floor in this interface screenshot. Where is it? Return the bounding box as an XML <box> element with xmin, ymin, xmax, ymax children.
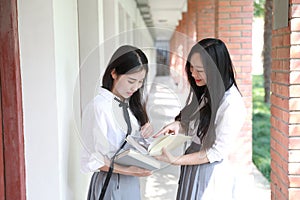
<box><xmin>141</xmin><ymin>165</ymin><xmax>180</xmax><ymax>200</ymax></box>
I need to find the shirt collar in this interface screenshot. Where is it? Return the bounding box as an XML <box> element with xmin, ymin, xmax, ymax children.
<box><xmin>98</xmin><ymin>87</ymin><xmax>129</xmax><ymax>103</ymax></box>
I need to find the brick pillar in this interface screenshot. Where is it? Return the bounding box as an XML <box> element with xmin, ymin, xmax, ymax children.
<box><xmin>195</xmin><ymin>0</ymin><xmax>216</xmax><ymax>39</ymax></box>
<box><xmin>271</xmin><ymin>1</ymin><xmax>300</xmax><ymax>199</ymax></box>
<box><xmin>187</xmin><ymin>0</ymin><xmax>198</xmax><ymax>48</ymax></box>
<box><xmin>216</xmin><ymin>0</ymin><xmax>253</xmax><ymax>177</ymax></box>
<box><xmin>169</xmin><ymin>6</ymin><xmax>192</xmax><ymax>88</ymax></box>
<box><xmin>170</xmin><ymin>0</ymin><xmax>217</xmax><ymax>84</ymax></box>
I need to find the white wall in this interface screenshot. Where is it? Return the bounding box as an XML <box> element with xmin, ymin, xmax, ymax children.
<box><xmin>52</xmin><ymin>0</ymin><xmax>90</xmax><ymax>199</ymax></box>
<box><xmin>18</xmin><ymin>0</ymin><xmax>89</xmax><ymax>199</ymax></box>
<box><xmin>18</xmin><ymin>0</ymin><xmax>61</xmax><ymax>199</ymax></box>
<box><xmin>18</xmin><ymin>0</ymin><xmax>155</xmax><ymax>199</ymax></box>
<box><xmin>77</xmin><ymin>0</ymin><xmax>104</xmax><ymax>109</ymax></box>
<box><xmin>78</xmin><ymin>0</ymin><xmax>156</xmax><ymax>109</ymax></box>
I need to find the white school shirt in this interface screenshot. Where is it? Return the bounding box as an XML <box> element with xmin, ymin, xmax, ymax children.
<box><xmin>189</xmin><ymin>85</ymin><xmax>247</xmax><ymax>163</ymax></box>
<box><xmin>184</xmin><ymin>85</ymin><xmax>247</xmax><ymax>199</ymax></box>
<box><xmin>80</xmin><ymin>87</ymin><xmax>140</xmax><ymax>173</ymax></box>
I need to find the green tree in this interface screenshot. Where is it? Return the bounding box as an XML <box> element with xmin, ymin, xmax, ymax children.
<box><xmin>254</xmin><ymin>0</ymin><xmax>272</xmax><ymax>103</ymax></box>
<box><xmin>254</xmin><ymin>0</ymin><xmax>265</xmax><ymax>18</ymax></box>
<box><xmin>262</xmin><ymin>0</ymin><xmax>272</xmax><ymax>103</ymax></box>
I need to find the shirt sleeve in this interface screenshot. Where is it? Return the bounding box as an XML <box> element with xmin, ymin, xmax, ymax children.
<box><xmin>80</xmin><ymin>101</ymin><xmax>110</xmax><ymax>173</ymax></box>
<box><xmin>206</xmin><ymin>93</ymin><xmax>247</xmax><ymax>163</ymax></box>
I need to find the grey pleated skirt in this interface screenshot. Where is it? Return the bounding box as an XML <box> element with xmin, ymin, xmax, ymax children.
<box><xmin>176</xmin><ymin>142</ymin><xmax>221</xmax><ymax>200</ymax></box>
<box><xmin>87</xmin><ymin>171</ymin><xmax>141</xmax><ymax>200</ymax></box>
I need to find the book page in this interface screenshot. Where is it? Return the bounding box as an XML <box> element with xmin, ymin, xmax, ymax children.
<box><xmin>147</xmin><ymin>135</ymin><xmax>169</xmax><ymax>150</ymax></box>
<box><xmin>148</xmin><ymin>134</ymin><xmax>192</xmax><ymax>156</ymax></box>
<box><xmin>126</xmin><ymin>135</ymin><xmax>150</xmax><ymax>154</ymax></box>
<box><xmin>115</xmin><ymin>149</ymin><xmax>161</xmax><ymax>170</ymax></box>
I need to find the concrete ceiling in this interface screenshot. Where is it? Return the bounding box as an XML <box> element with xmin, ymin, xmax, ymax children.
<box><xmin>136</xmin><ymin>0</ymin><xmax>187</xmax><ymax>41</ymax></box>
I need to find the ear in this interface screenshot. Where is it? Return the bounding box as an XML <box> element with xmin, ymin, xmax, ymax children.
<box><xmin>111</xmin><ymin>69</ymin><xmax>117</xmax><ymax>79</ymax></box>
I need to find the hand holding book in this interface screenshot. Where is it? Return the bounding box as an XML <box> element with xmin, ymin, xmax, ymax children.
<box><xmin>115</xmin><ymin>123</ymin><xmax>191</xmax><ymax>170</ymax></box>
<box><xmin>115</xmin><ymin>134</ymin><xmax>191</xmax><ymax>171</ymax></box>
<box><xmin>126</xmin><ymin>133</ymin><xmax>191</xmax><ymax>156</ymax></box>
<box><xmin>140</xmin><ymin>122</ymin><xmax>153</xmax><ymax>138</ymax></box>
<box><xmin>153</xmin><ymin>147</ymin><xmax>179</xmax><ymax>165</ymax></box>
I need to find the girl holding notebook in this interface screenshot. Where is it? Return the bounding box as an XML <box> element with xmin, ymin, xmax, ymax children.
<box><xmin>152</xmin><ymin>38</ymin><xmax>247</xmax><ymax>200</ymax></box>
<box><xmin>81</xmin><ymin>45</ymin><xmax>153</xmax><ymax>200</ymax></box>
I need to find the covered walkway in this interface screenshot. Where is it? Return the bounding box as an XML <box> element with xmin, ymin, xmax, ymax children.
<box><xmin>140</xmin><ymin>76</ymin><xmax>270</xmax><ymax>199</ymax></box>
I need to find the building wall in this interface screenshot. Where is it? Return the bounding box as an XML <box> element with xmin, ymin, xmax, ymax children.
<box><xmin>52</xmin><ymin>0</ymin><xmax>89</xmax><ymax>199</ymax></box>
<box><xmin>271</xmin><ymin>0</ymin><xmax>300</xmax><ymax>199</ymax></box>
<box><xmin>18</xmin><ymin>0</ymin><xmax>87</xmax><ymax>199</ymax></box>
<box><xmin>216</xmin><ymin>0</ymin><xmax>253</xmax><ymax>173</ymax></box>
<box><xmin>18</xmin><ymin>0</ymin><xmax>154</xmax><ymax>199</ymax></box>
<box><xmin>18</xmin><ymin>0</ymin><xmax>64</xmax><ymax>199</ymax></box>
<box><xmin>78</xmin><ymin>0</ymin><xmax>155</xmax><ymax>109</ymax></box>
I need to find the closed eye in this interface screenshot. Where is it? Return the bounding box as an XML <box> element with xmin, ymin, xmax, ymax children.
<box><xmin>128</xmin><ymin>78</ymin><xmax>144</xmax><ymax>84</ymax></box>
<box><xmin>191</xmin><ymin>66</ymin><xmax>204</xmax><ymax>73</ymax></box>
<box><xmin>194</xmin><ymin>66</ymin><xmax>204</xmax><ymax>73</ymax></box>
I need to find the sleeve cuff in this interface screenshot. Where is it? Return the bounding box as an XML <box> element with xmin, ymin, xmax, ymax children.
<box><xmin>206</xmin><ymin>147</ymin><xmax>223</xmax><ymax>163</ymax></box>
<box><xmin>81</xmin><ymin>152</ymin><xmax>105</xmax><ymax>173</ymax></box>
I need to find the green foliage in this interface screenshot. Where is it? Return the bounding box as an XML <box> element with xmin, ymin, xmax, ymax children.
<box><xmin>252</xmin><ymin>75</ymin><xmax>271</xmax><ymax>181</ymax></box>
<box><xmin>254</xmin><ymin>0</ymin><xmax>266</xmax><ymax>18</ymax></box>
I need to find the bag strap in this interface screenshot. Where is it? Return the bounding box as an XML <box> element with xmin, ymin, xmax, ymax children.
<box><xmin>99</xmin><ymin>97</ymin><xmax>131</xmax><ymax>200</ymax></box>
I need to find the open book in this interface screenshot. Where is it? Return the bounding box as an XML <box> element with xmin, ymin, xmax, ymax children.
<box><xmin>126</xmin><ymin>134</ymin><xmax>192</xmax><ymax>156</ymax></box>
<box><xmin>115</xmin><ymin>149</ymin><xmax>161</xmax><ymax>170</ymax></box>
<box><xmin>114</xmin><ymin>134</ymin><xmax>191</xmax><ymax>170</ymax></box>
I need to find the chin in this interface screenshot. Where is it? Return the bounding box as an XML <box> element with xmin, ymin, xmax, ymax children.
<box><xmin>196</xmin><ymin>82</ymin><xmax>205</xmax><ymax>86</ymax></box>
<box><xmin>124</xmin><ymin>94</ymin><xmax>132</xmax><ymax>98</ymax></box>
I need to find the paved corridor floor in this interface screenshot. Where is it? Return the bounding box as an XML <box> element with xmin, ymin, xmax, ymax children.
<box><xmin>140</xmin><ymin>76</ymin><xmax>270</xmax><ymax>200</ymax></box>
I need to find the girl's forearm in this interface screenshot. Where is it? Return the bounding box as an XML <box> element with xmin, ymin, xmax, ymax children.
<box><xmin>173</xmin><ymin>151</ymin><xmax>209</xmax><ymax>165</ymax></box>
<box><xmin>99</xmin><ymin>164</ymin><xmax>151</xmax><ymax>177</ymax></box>
<box><xmin>99</xmin><ymin>164</ymin><xmax>130</xmax><ymax>175</ymax></box>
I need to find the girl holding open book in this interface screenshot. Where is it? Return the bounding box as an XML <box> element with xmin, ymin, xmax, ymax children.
<box><xmin>81</xmin><ymin>45</ymin><xmax>153</xmax><ymax>200</ymax></box>
<box><xmin>152</xmin><ymin>38</ymin><xmax>247</xmax><ymax>199</ymax></box>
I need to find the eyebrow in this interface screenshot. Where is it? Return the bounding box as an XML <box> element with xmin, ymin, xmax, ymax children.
<box><xmin>192</xmin><ymin>65</ymin><xmax>204</xmax><ymax>69</ymax></box>
<box><xmin>128</xmin><ymin>77</ymin><xmax>144</xmax><ymax>81</ymax></box>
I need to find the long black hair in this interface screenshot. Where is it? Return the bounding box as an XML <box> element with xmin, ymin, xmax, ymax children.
<box><xmin>178</xmin><ymin>38</ymin><xmax>238</xmax><ymax>149</ymax></box>
<box><xmin>102</xmin><ymin>45</ymin><xmax>149</xmax><ymax>126</ymax></box>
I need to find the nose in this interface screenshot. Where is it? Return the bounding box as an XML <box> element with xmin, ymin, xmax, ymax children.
<box><xmin>130</xmin><ymin>83</ymin><xmax>139</xmax><ymax>92</ymax></box>
<box><xmin>191</xmin><ymin>68</ymin><xmax>198</xmax><ymax>78</ymax></box>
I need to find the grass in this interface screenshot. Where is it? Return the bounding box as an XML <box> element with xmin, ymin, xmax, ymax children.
<box><xmin>252</xmin><ymin>75</ymin><xmax>271</xmax><ymax>182</ymax></box>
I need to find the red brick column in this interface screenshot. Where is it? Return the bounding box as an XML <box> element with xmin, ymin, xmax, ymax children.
<box><xmin>216</xmin><ymin>0</ymin><xmax>253</xmax><ymax>175</ymax></box>
<box><xmin>195</xmin><ymin>0</ymin><xmax>216</xmax><ymax>39</ymax></box>
<box><xmin>169</xmin><ymin>6</ymin><xmax>191</xmax><ymax>87</ymax></box>
<box><xmin>271</xmin><ymin>1</ymin><xmax>300</xmax><ymax>199</ymax></box>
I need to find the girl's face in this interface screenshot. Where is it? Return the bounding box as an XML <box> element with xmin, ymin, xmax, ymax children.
<box><xmin>190</xmin><ymin>53</ymin><xmax>207</xmax><ymax>86</ymax></box>
<box><xmin>111</xmin><ymin>69</ymin><xmax>146</xmax><ymax>100</ymax></box>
